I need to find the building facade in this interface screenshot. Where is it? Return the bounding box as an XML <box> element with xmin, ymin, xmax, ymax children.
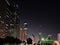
<box><xmin>0</xmin><ymin>0</ymin><xmax>8</xmax><ymax>38</ymax></box>
<box><xmin>17</xmin><ymin>28</ymin><xmax>26</xmax><ymax>41</ymax></box>
<box><xmin>0</xmin><ymin>0</ymin><xmax>20</xmax><ymax>38</ymax></box>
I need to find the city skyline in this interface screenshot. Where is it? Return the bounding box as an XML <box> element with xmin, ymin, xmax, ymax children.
<box><xmin>0</xmin><ymin>0</ymin><xmax>60</xmax><ymax>42</ymax></box>
<box><xmin>20</xmin><ymin>0</ymin><xmax>60</xmax><ymax>41</ymax></box>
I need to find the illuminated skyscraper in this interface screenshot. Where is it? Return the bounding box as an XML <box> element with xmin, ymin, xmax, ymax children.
<box><xmin>17</xmin><ymin>28</ymin><xmax>26</xmax><ymax>41</ymax></box>
<box><xmin>17</xmin><ymin>23</ymin><xmax>28</xmax><ymax>41</ymax></box>
<box><xmin>24</xmin><ymin>22</ymin><xmax>28</xmax><ymax>42</ymax></box>
<box><xmin>0</xmin><ymin>0</ymin><xmax>20</xmax><ymax>38</ymax></box>
<box><xmin>0</xmin><ymin>0</ymin><xmax>8</xmax><ymax>38</ymax></box>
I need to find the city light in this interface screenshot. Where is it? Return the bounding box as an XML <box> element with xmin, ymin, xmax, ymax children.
<box><xmin>41</xmin><ymin>38</ymin><xmax>45</xmax><ymax>41</ymax></box>
<box><xmin>39</xmin><ymin>32</ymin><xmax>42</xmax><ymax>35</ymax></box>
<box><xmin>5</xmin><ymin>24</ymin><xmax>9</xmax><ymax>26</ymax></box>
<box><xmin>0</xmin><ymin>20</ymin><xmax>4</xmax><ymax>24</ymax></box>
<box><xmin>5</xmin><ymin>0</ymin><xmax>10</xmax><ymax>6</ymax></box>
<box><xmin>0</xmin><ymin>16</ymin><xmax>1</xmax><ymax>18</ymax></box>
<box><xmin>10</xmin><ymin>24</ymin><xmax>13</xmax><ymax>26</ymax></box>
<box><xmin>0</xmin><ymin>0</ymin><xmax>60</xmax><ymax>45</ymax></box>
<box><xmin>24</xmin><ymin>23</ymin><xmax>27</xmax><ymax>25</ymax></box>
<box><xmin>24</xmin><ymin>28</ymin><xmax>28</xmax><ymax>30</ymax></box>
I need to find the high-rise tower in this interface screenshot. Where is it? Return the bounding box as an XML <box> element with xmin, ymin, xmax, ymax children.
<box><xmin>24</xmin><ymin>22</ymin><xmax>28</xmax><ymax>41</ymax></box>
<box><xmin>0</xmin><ymin>0</ymin><xmax>20</xmax><ymax>38</ymax></box>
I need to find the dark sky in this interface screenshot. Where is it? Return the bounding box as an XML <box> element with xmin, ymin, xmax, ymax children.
<box><xmin>10</xmin><ymin>0</ymin><xmax>60</xmax><ymax>41</ymax></box>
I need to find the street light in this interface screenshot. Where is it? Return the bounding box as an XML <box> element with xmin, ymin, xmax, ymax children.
<box><xmin>41</xmin><ymin>38</ymin><xmax>45</xmax><ymax>41</ymax></box>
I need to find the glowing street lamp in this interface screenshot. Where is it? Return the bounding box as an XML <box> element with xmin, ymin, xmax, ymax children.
<box><xmin>41</xmin><ymin>38</ymin><xmax>45</xmax><ymax>41</ymax></box>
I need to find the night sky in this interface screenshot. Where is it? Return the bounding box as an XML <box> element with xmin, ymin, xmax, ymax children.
<box><xmin>10</xmin><ymin>0</ymin><xmax>60</xmax><ymax>41</ymax></box>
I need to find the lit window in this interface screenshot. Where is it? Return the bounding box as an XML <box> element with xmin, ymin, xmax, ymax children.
<box><xmin>10</xmin><ymin>24</ymin><xmax>13</xmax><ymax>26</ymax></box>
<box><xmin>5</xmin><ymin>24</ymin><xmax>8</xmax><ymax>26</ymax></box>
<box><xmin>24</xmin><ymin>28</ymin><xmax>28</xmax><ymax>30</ymax></box>
<box><xmin>0</xmin><ymin>16</ymin><xmax>1</xmax><ymax>18</ymax></box>
<box><xmin>5</xmin><ymin>27</ymin><xmax>8</xmax><ymax>29</ymax></box>
<box><xmin>6</xmin><ymin>15</ymin><xmax>9</xmax><ymax>18</ymax></box>
<box><xmin>0</xmin><ymin>20</ymin><xmax>4</xmax><ymax>24</ymax></box>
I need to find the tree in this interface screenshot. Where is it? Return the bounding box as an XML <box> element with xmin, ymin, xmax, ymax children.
<box><xmin>27</xmin><ymin>38</ymin><xmax>32</xmax><ymax>44</ymax></box>
<box><xmin>14</xmin><ymin>38</ymin><xmax>22</xmax><ymax>44</ymax></box>
<box><xmin>4</xmin><ymin>36</ymin><xmax>15</xmax><ymax>43</ymax></box>
<box><xmin>0</xmin><ymin>38</ymin><xmax>4</xmax><ymax>45</ymax></box>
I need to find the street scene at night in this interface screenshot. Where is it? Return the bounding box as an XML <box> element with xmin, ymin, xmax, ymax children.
<box><xmin>0</xmin><ymin>0</ymin><xmax>60</xmax><ymax>45</ymax></box>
